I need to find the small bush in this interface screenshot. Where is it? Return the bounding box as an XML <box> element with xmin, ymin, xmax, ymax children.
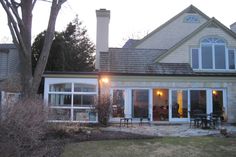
<box><xmin>96</xmin><ymin>94</ymin><xmax>111</xmax><ymax>126</ymax></box>
<box><xmin>0</xmin><ymin>98</ymin><xmax>48</xmax><ymax>157</ymax></box>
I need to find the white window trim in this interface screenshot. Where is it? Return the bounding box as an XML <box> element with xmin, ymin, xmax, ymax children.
<box><xmin>131</xmin><ymin>88</ymin><xmax>150</xmax><ymax>119</ymax></box>
<box><xmin>169</xmin><ymin>88</ymin><xmax>227</xmax><ymax>122</ymax></box>
<box><xmin>228</xmin><ymin>49</ymin><xmax>236</xmax><ymax>70</ymax></box>
<box><xmin>110</xmin><ymin>88</ymin><xmax>126</xmax><ymax>121</ymax></box>
<box><xmin>44</xmin><ymin>78</ymin><xmax>98</xmax><ymax>123</ymax></box>
<box><xmin>192</xmin><ymin>41</ymin><xmax>236</xmax><ymax>71</ymax></box>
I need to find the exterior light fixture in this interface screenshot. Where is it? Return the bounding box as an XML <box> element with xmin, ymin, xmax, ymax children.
<box><xmin>156</xmin><ymin>91</ymin><xmax>163</xmax><ymax>96</ymax></box>
<box><xmin>101</xmin><ymin>77</ymin><xmax>109</xmax><ymax>84</ymax></box>
<box><xmin>212</xmin><ymin>90</ymin><xmax>217</xmax><ymax>96</ymax></box>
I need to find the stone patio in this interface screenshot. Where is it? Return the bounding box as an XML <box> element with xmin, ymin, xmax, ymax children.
<box><xmin>102</xmin><ymin>123</ymin><xmax>236</xmax><ymax>137</ymax></box>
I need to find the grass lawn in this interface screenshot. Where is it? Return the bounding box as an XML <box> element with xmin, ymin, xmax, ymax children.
<box><xmin>61</xmin><ymin>136</ymin><xmax>236</xmax><ymax>157</ymax></box>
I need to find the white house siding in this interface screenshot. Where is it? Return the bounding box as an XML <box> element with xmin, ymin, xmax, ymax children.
<box><xmin>0</xmin><ymin>48</ymin><xmax>19</xmax><ymax>80</ymax></box>
<box><xmin>160</xmin><ymin>27</ymin><xmax>236</xmax><ymax>63</ymax></box>
<box><xmin>109</xmin><ymin>75</ymin><xmax>236</xmax><ymax>123</ymax></box>
<box><xmin>227</xmin><ymin>84</ymin><xmax>236</xmax><ymax>122</ymax></box>
<box><xmin>136</xmin><ymin>13</ymin><xmax>207</xmax><ymax>49</ymax></box>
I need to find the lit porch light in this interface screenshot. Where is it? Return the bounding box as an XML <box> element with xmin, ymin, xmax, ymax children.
<box><xmin>101</xmin><ymin>77</ymin><xmax>109</xmax><ymax>84</ymax></box>
<box><xmin>212</xmin><ymin>90</ymin><xmax>217</xmax><ymax>95</ymax></box>
<box><xmin>156</xmin><ymin>91</ymin><xmax>163</xmax><ymax>96</ymax></box>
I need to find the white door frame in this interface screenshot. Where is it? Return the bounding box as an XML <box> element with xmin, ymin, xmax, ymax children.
<box><xmin>169</xmin><ymin>88</ymin><xmax>227</xmax><ymax>123</ymax></box>
<box><xmin>169</xmin><ymin>89</ymin><xmax>189</xmax><ymax>122</ymax></box>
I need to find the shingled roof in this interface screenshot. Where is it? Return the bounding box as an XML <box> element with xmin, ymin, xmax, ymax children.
<box><xmin>100</xmin><ymin>48</ymin><xmax>195</xmax><ymax>75</ymax></box>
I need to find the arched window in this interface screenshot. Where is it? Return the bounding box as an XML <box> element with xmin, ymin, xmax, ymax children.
<box><xmin>191</xmin><ymin>37</ymin><xmax>236</xmax><ymax>70</ymax></box>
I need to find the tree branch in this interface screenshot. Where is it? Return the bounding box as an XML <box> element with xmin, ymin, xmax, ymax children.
<box><xmin>8</xmin><ymin>17</ymin><xmax>19</xmax><ymax>48</ymax></box>
<box><xmin>6</xmin><ymin>0</ymin><xmax>24</xmax><ymax>28</ymax></box>
<box><xmin>0</xmin><ymin>0</ymin><xmax>27</xmax><ymax>56</ymax></box>
<box><xmin>32</xmin><ymin>0</ymin><xmax>66</xmax><ymax>92</ymax></box>
<box><xmin>58</xmin><ymin>0</ymin><xmax>66</xmax><ymax>5</ymax></box>
<box><xmin>32</xmin><ymin>0</ymin><xmax>37</xmax><ymax>10</ymax></box>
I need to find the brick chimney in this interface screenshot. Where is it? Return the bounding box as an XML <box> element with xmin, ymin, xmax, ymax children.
<box><xmin>95</xmin><ymin>9</ymin><xmax>110</xmax><ymax>70</ymax></box>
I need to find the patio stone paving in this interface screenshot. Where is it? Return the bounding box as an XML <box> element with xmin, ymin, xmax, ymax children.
<box><xmin>102</xmin><ymin>123</ymin><xmax>236</xmax><ymax>137</ymax></box>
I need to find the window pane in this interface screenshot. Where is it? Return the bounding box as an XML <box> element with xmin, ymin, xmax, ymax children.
<box><xmin>215</xmin><ymin>45</ymin><xmax>226</xmax><ymax>69</ymax></box>
<box><xmin>0</xmin><ymin>52</ymin><xmax>8</xmax><ymax>78</ymax></box>
<box><xmin>49</xmin><ymin>83</ymin><xmax>71</xmax><ymax>92</ymax></box>
<box><xmin>74</xmin><ymin>83</ymin><xmax>96</xmax><ymax>92</ymax></box>
<box><xmin>83</xmin><ymin>95</ymin><xmax>95</xmax><ymax>105</ymax></box>
<box><xmin>202</xmin><ymin>45</ymin><xmax>213</xmax><ymax>69</ymax></box>
<box><xmin>48</xmin><ymin>108</ymin><xmax>71</xmax><ymax>121</ymax></box>
<box><xmin>228</xmin><ymin>50</ymin><xmax>235</xmax><ymax>69</ymax></box>
<box><xmin>73</xmin><ymin>94</ymin><xmax>96</xmax><ymax>107</ymax></box>
<box><xmin>73</xmin><ymin>95</ymin><xmax>82</xmax><ymax>106</ymax></box>
<box><xmin>112</xmin><ymin>90</ymin><xmax>125</xmax><ymax>118</ymax></box>
<box><xmin>153</xmin><ymin>89</ymin><xmax>169</xmax><ymax>121</ymax></box>
<box><xmin>132</xmin><ymin>90</ymin><xmax>149</xmax><ymax>118</ymax></box>
<box><xmin>48</xmin><ymin>94</ymin><xmax>71</xmax><ymax>106</ymax></box>
<box><xmin>190</xmin><ymin>90</ymin><xmax>206</xmax><ymax>115</ymax></box>
<box><xmin>171</xmin><ymin>90</ymin><xmax>188</xmax><ymax>118</ymax></box>
<box><xmin>73</xmin><ymin>109</ymin><xmax>96</xmax><ymax>121</ymax></box>
<box><xmin>192</xmin><ymin>49</ymin><xmax>199</xmax><ymax>69</ymax></box>
<box><xmin>212</xmin><ymin>90</ymin><xmax>224</xmax><ymax>117</ymax></box>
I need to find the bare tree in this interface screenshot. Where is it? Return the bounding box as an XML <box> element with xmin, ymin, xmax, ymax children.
<box><xmin>0</xmin><ymin>0</ymin><xmax>66</xmax><ymax>98</ymax></box>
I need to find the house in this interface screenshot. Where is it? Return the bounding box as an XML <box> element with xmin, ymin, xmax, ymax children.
<box><xmin>44</xmin><ymin>5</ymin><xmax>236</xmax><ymax>123</ymax></box>
<box><xmin>0</xmin><ymin>43</ymin><xmax>21</xmax><ymax>106</ymax></box>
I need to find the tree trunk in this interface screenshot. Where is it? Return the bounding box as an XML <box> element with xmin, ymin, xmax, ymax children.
<box><xmin>32</xmin><ymin>0</ymin><xmax>66</xmax><ymax>97</ymax></box>
<box><xmin>0</xmin><ymin>0</ymin><xmax>67</xmax><ymax>98</ymax></box>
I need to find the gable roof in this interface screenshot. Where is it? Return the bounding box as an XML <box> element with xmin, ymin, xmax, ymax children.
<box><xmin>130</xmin><ymin>5</ymin><xmax>210</xmax><ymax>48</ymax></box>
<box><xmin>154</xmin><ymin>17</ymin><xmax>236</xmax><ymax>63</ymax></box>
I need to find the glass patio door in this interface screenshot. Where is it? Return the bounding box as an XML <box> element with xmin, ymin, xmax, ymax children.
<box><xmin>132</xmin><ymin>89</ymin><xmax>149</xmax><ymax>118</ymax></box>
<box><xmin>170</xmin><ymin>89</ymin><xmax>189</xmax><ymax>121</ymax></box>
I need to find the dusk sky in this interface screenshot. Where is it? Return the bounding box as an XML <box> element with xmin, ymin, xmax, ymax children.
<box><xmin>0</xmin><ymin>0</ymin><xmax>236</xmax><ymax>47</ymax></box>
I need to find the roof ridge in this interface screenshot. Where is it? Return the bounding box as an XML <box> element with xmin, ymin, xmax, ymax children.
<box><xmin>109</xmin><ymin>47</ymin><xmax>168</xmax><ymax>51</ymax></box>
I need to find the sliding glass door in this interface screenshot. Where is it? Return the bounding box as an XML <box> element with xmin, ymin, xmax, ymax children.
<box><xmin>212</xmin><ymin>90</ymin><xmax>224</xmax><ymax>120</ymax></box>
<box><xmin>170</xmin><ymin>89</ymin><xmax>188</xmax><ymax>121</ymax></box>
<box><xmin>132</xmin><ymin>89</ymin><xmax>149</xmax><ymax>118</ymax></box>
<box><xmin>169</xmin><ymin>88</ymin><xmax>226</xmax><ymax>122</ymax></box>
<box><xmin>190</xmin><ymin>90</ymin><xmax>207</xmax><ymax>114</ymax></box>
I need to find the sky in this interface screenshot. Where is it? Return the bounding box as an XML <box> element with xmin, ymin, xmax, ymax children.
<box><xmin>0</xmin><ymin>0</ymin><xmax>236</xmax><ymax>47</ymax></box>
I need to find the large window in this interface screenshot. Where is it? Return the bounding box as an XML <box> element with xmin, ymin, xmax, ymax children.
<box><xmin>132</xmin><ymin>89</ymin><xmax>149</xmax><ymax>118</ymax></box>
<box><xmin>171</xmin><ymin>90</ymin><xmax>188</xmax><ymax>118</ymax></box>
<box><xmin>191</xmin><ymin>49</ymin><xmax>199</xmax><ymax>69</ymax></box>
<box><xmin>228</xmin><ymin>50</ymin><xmax>236</xmax><ymax>69</ymax></box>
<box><xmin>191</xmin><ymin>37</ymin><xmax>236</xmax><ymax>70</ymax></box>
<box><xmin>212</xmin><ymin>90</ymin><xmax>224</xmax><ymax>117</ymax></box>
<box><xmin>201</xmin><ymin>45</ymin><xmax>213</xmax><ymax>69</ymax></box>
<box><xmin>48</xmin><ymin>83</ymin><xmax>97</xmax><ymax>122</ymax></box>
<box><xmin>190</xmin><ymin>90</ymin><xmax>206</xmax><ymax>114</ymax></box>
<box><xmin>112</xmin><ymin>89</ymin><xmax>125</xmax><ymax>118</ymax></box>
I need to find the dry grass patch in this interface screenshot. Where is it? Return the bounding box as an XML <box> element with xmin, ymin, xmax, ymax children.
<box><xmin>61</xmin><ymin>137</ymin><xmax>236</xmax><ymax>157</ymax></box>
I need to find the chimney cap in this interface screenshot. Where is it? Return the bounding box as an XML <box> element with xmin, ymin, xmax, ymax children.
<box><xmin>96</xmin><ymin>9</ymin><xmax>110</xmax><ymax>18</ymax></box>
